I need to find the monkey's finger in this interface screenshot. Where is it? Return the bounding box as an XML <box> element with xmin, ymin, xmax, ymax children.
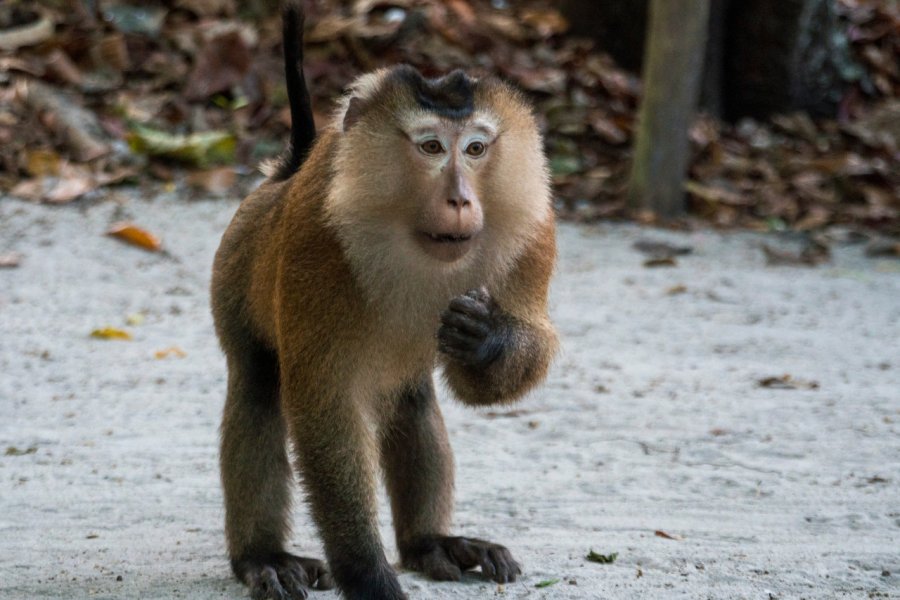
<box><xmin>438</xmin><ymin>341</ymin><xmax>475</xmax><ymax>364</ymax></box>
<box><xmin>465</xmin><ymin>287</ymin><xmax>492</xmax><ymax>304</ymax></box>
<box><xmin>448</xmin><ymin>295</ymin><xmax>490</xmax><ymax>319</ymax></box>
<box><xmin>440</xmin><ymin>310</ymin><xmax>490</xmax><ymax>337</ymax></box>
<box><xmin>437</xmin><ymin>341</ymin><xmax>482</xmax><ymax>367</ymax></box>
<box><xmin>438</xmin><ymin>326</ymin><xmax>483</xmax><ymax>350</ymax></box>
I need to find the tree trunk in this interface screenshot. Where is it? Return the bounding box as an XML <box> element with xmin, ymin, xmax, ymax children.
<box><xmin>724</xmin><ymin>0</ymin><xmax>858</xmax><ymax>119</ymax></box>
<box><xmin>627</xmin><ymin>0</ymin><xmax>710</xmax><ymax>218</ymax></box>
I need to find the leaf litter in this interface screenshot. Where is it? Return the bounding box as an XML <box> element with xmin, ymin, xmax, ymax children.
<box><xmin>0</xmin><ymin>0</ymin><xmax>896</xmax><ymax>242</ymax></box>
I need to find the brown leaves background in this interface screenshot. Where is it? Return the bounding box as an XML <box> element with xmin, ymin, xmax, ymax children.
<box><xmin>0</xmin><ymin>0</ymin><xmax>898</xmax><ymax>235</ymax></box>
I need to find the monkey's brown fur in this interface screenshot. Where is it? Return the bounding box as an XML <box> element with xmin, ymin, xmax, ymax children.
<box><xmin>211</xmin><ymin>10</ymin><xmax>557</xmax><ymax>599</ymax></box>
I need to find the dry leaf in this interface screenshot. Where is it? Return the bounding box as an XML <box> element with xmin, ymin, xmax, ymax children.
<box><xmin>643</xmin><ymin>256</ymin><xmax>677</xmax><ymax>268</ymax></box>
<box><xmin>24</xmin><ymin>148</ymin><xmax>61</xmax><ymax>177</ymax></box>
<box><xmin>0</xmin><ymin>9</ymin><xmax>54</xmax><ymax>51</ymax></box>
<box><xmin>155</xmin><ymin>346</ymin><xmax>187</xmax><ymax>359</ymax></box>
<box><xmin>186</xmin><ymin>166</ymin><xmax>236</xmax><ymax>195</ymax></box>
<box><xmin>184</xmin><ymin>27</ymin><xmax>253</xmax><ymax>101</ymax></box>
<box><xmin>762</xmin><ymin>242</ymin><xmax>830</xmax><ymax>267</ymax></box>
<box><xmin>0</xmin><ymin>252</ymin><xmax>22</xmax><ymax>268</ymax></box>
<box><xmin>125</xmin><ymin>313</ymin><xmax>145</xmax><ymax>326</ymax></box>
<box><xmin>666</xmin><ymin>284</ymin><xmax>687</xmax><ymax>295</ymax></box>
<box><xmin>9</xmin><ymin>178</ymin><xmax>44</xmax><ymax>201</ymax></box>
<box><xmin>107</xmin><ymin>222</ymin><xmax>162</xmax><ymax>252</ymax></box>
<box><xmin>758</xmin><ymin>375</ymin><xmax>819</xmax><ymax>390</ymax></box>
<box><xmin>45</xmin><ymin>173</ymin><xmax>95</xmax><ymax>203</ymax></box>
<box><xmin>90</xmin><ymin>327</ymin><xmax>132</xmax><ymax>340</ymax></box>
<box><xmin>586</xmin><ymin>550</ymin><xmax>618</xmax><ymax>563</ymax></box>
<box><xmin>521</xmin><ymin>9</ymin><xmax>568</xmax><ymax>37</ymax></box>
<box><xmin>865</xmin><ymin>239</ymin><xmax>900</xmax><ymax>258</ymax></box>
<box><xmin>634</xmin><ymin>240</ymin><xmax>693</xmax><ymax>257</ymax></box>
<box><xmin>21</xmin><ymin>79</ymin><xmax>111</xmax><ymax>162</ymax></box>
<box><xmin>654</xmin><ymin>530</ymin><xmax>683</xmax><ymax>541</ymax></box>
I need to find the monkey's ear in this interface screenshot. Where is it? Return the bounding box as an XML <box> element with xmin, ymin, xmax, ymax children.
<box><xmin>343</xmin><ymin>97</ymin><xmax>365</xmax><ymax>132</ymax></box>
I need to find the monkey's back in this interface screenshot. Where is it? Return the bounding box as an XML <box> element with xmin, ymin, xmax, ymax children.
<box><xmin>211</xmin><ymin>130</ymin><xmax>374</xmax><ymax>378</ymax></box>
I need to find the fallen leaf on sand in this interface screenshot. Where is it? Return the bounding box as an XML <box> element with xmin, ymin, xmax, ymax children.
<box><xmin>758</xmin><ymin>375</ymin><xmax>819</xmax><ymax>390</ymax></box>
<box><xmin>0</xmin><ymin>252</ymin><xmax>22</xmax><ymax>268</ymax></box>
<box><xmin>45</xmin><ymin>173</ymin><xmax>95</xmax><ymax>203</ymax></box>
<box><xmin>90</xmin><ymin>327</ymin><xmax>132</xmax><ymax>340</ymax></box>
<box><xmin>865</xmin><ymin>239</ymin><xmax>900</xmax><ymax>258</ymax></box>
<box><xmin>644</xmin><ymin>256</ymin><xmax>677</xmax><ymax>268</ymax></box>
<box><xmin>126</xmin><ymin>313</ymin><xmax>145</xmax><ymax>326</ymax></box>
<box><xmin>654</xmin><ymin>530</ymin><xmax>683</xmax><ymax>541</ymax></box>
<box><xmin>107</xmin><ymin>222</ymin><xmax>162</xmax><ymax>252</ymax></box>
<box><xmin>5</xmin><ymin>445</ymin><xmax>37</xmax><ymax>456</ymax></box>
<box><xmin>666</xmin><ymin>284</ymin><xmax>687</xmax><ymax>295</ymax></box>
<box><xmin>762</xmin><ymin>241</ymin><xmax>830</xmax><ymax>267</ymax></box>
<box><xmin>633</xmin><ymin>240</ymin><xmax>693</xmax><ymax>257</ymax></box>
<box><xmin>586</xmin><ymin>550</ymin><xmax>618</xmax><ymax>563</ymax></box>
<box><xmin>484</xmin><ymin>409</ymin><xmax>529</xmax><ymax>419</ymax></box>
<box><xmin>535</xmin><ymin>578</ymin><xmax>560</xmax><ymax>588</ymax></box>
<box><xmin>155</xmin><ymin>346</ymin><xmax>187</xmax><ymax>359</ymax></box>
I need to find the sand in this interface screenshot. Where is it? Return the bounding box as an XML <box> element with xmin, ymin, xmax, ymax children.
<box><xmin>1</xmin><ymin>193</ymin><xmax>898</xmax><ymax>599</ymax></box>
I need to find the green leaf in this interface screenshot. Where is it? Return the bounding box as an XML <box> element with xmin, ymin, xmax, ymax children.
<box><xmin>535</xmin><ymin>578</ymin><xmax>560</xmax><ymax>588</ymax></box>
<box><xmin>586</xmin><ymin>550</ymin><xmax>618</xmax><ymax>564</ymax></box>
<box><xmin>127</xmin><ymin>125</ymin><xmax>236</xmax><ymax>167</ymax></box>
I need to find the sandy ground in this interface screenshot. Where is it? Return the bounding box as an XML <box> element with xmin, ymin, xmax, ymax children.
<box><xmin>1</xmin><ymin>192</ymin><xmax>898</xmax><ymax>600</ymax></box>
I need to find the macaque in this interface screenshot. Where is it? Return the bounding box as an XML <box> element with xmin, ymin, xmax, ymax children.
<box><xmin>210</xmin><ymin>4</ymin><xmax>557</xmax><ymax>599</ymax></box>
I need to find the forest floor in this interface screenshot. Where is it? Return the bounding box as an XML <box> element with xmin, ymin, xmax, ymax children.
<box><xmin>1</xmin><ymin>192</ymin><xmax>899</xmax><ymax>599</ymax></box>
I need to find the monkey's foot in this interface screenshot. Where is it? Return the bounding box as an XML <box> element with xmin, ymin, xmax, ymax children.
<box><xmin>401</xmin><ymin>535</ymin><xmax>521</xmax><ymax>584</ymax></box>
<box><xmin>232</xmin><ymin>552</ymin><xmax>333</xmax><ymax>600</ymax></box>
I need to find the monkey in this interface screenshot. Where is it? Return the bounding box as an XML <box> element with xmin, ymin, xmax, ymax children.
<box><xmin>210</xmin><ymin>3</ymin><xmax>558</xmax><ymax>599</ymax></box>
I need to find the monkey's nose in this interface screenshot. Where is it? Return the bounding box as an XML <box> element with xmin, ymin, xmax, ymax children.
<box><xmin>447</xmin><ymin>197</ymin><xmax>472</xmax><ymax>211</ymax></box>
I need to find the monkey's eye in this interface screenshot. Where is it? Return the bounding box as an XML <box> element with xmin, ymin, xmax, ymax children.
<box><xmin>420</xmin><ymin>140</ymin><xmax>445</xmax><ymax>155</ymax></box>
<box><xmin>465</xmin><ymin>141</ymin><xmax>486</xmax><ymax>157</ymax></box>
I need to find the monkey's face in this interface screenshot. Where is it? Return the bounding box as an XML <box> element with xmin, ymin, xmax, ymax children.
<box><xmin>401</xmin><ymin>115</ymin><xmax>498</xmax><ymax>263</ymax></box>
<box><xmin>327</xmin><ymin>66</ymin><xmax>550</xmax><ymax>285</ymax></box>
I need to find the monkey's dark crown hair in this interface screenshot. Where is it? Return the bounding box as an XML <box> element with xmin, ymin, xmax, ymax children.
<box><xmin>390</xmin><ymin>66</ymin><xmax>476</xmax><ymax>120</ymax></box>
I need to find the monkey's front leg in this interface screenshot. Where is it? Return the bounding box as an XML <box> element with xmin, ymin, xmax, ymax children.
<box><xmin>381</xmin><ymin>379</ymin><xmax>521</xmax><ymax>584</ymax></box>
<box><xmin>438</xmin><ymin>288</ymin><xmax>556</xmax><ymax>406</ymax></box>
<box><xmin>287</xmin><ymin>389</ymin><xmax>407</xmax><ymax>600</ymax></box>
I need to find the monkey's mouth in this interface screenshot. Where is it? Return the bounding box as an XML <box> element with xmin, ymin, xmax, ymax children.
<box><xmin>416</xmin><ymin>231</ymin><xmax>478</xmax><ymax>262</ymax></box>
<box><xmin>424</xmin><ymin>232</ymin><xmax>472</xmax><ymax>243</ymax></box>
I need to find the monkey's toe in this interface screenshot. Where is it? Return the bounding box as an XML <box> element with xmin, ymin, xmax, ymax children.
<box><xmin>235</xmin><ymin>552</ymin><xmax>332</xmax><ymax>600</ymax></box>
<box><xmin>402</xmin><ymin>536</ymin><xmax>521</xmax><ymax>584</ymax></box>
<box><xmin>406</xmin><ymin>546</ymin><xmax>464</xmax><ymax>582</ymax></box>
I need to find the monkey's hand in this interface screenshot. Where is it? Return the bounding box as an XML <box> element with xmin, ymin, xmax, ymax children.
<box><xmin>401</xmin><ymin>535</ymin><xmax>521</xmax><ymax>584</ymax></box>
<box><xmin>438</xmin><ymin>288</ymin><xmax>509</xmax><ymax>369</ymax></box>
<box><xmin>438</xmin><ymin>287</ymin><xmax>556</xmax><ymax>406</ymax></box>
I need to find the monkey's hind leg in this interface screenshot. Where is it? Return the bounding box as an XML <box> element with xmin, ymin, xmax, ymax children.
<box><xmin>220</xmin><ymin>346</ymin><xmax>333</xmax><ymax>599</ymax></box>
<box><xmin>381</xmin><ymin>378</ymin><xmax>522</xmax><ymax>584</ymax></box>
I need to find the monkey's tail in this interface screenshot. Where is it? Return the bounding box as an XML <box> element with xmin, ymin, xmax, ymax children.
<box><xmin>270</xmin><ymin>1</ymin><xmax>316</xmax><ymax>181</ymax></box>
